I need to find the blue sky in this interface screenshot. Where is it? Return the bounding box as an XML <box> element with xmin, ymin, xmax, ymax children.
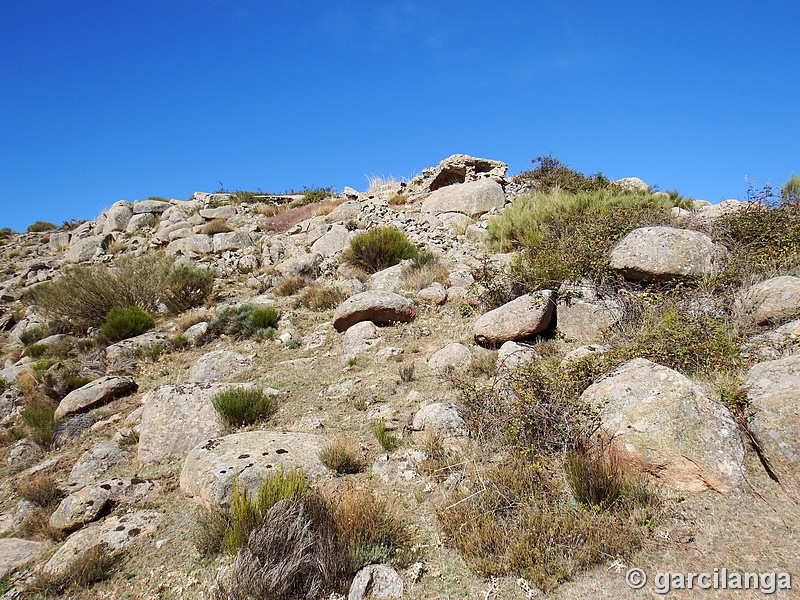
<box><xmin>1</xmin><ymin>0</ymin><xmax>798</xmax><ymax>231</ymax></box>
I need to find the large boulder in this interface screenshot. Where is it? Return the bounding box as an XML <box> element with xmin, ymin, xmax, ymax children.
<box><xmin>333</xmin><ymin>291</ymin><xmax>417</xmax><ymax>332</ymax></box>
<box><xmin>132</xmin><ymin>199</ymin><xmax>172</xmax><ymax>214</ymax></box>
<box><xmin>582</xmin><ymin>358</ymin><xmax>744</xmax><ymax>492</ymax></box>
<box><xmin>610</xmin><ymin>226</ymin><xmax>727</xmax><ymax>281</ymax></box>
<box><xmin>421</xmin><ymin>179</ymin><xmax>505</xmax><ymax>217</ymax></box>
<box><xmin>105</xmin><ymin>332</ymin><xmax>171</xmax><ymax>365</ymax></box>
<box><xmin>613</xmin><ymin>177</ymin><xmax>649</xmax><ymax>192</ymax></box>
<box><xmin>745</xmin><ymin>354</ymin><xmax>800</xmax><ymax>492</ymax></box>
<box><xmin>54</xmin><ymin>376</ymin><xmax>137</xmax><ymax>420</ymax></box>
<box><xmin>472</xmin><ymin>291</ymin><xmax>555</xmax><ymax>345</ymax></box>
<box><xmin>407</xmin><ymin>154</ymin><xmax>508</xmax><ymax>193</ymax></box>
<box><xmin>556</xmin><ymin>281</ymin><xmax>624</xmax><ymax>343</ymax></box>
<box><xmin>137</xmin><ymin>383</ymin><xmax>259</xmax><ymax>464</ymax></box>
<box><xmin>411</xmin><ymin>402</ymin><xmax>469</xmax><ymax>440</ymax></box>
<box><xmin>180</xmin><ymin>431</ymin><xmax>328</xmax><ymax>509</ymax></box>
<box><xmin>166</xmin><ymin>233</ymin><xmax>213</xmax><ymax>255</ymax></box>
<box><xmin>102</xmin><ymin>201</ymin><xmax>133</xmax><ymax>233</ymax></box>
<box><xmin>342</xmin><ymin>321</ymin><xmax>381</xmax><ymax>361</ymax></box>
<box><xmin>67</xmin><ymin>441</ymin><xmax>131</xmax><ymax>489</ymax></box>
<box><xmin>740</xmin><ymin>276</ymin><xmax>800</xmax><ymax>325</ymax></box>
<box><xmin>741</xmin><ymin>319</ymin><xmax>800</xmax><ymax>361</ymax></box>
<box><xmin>213</xmin><ymin>229</ymin><xmax>255</xmax><ymax>253</ymax></box>
<box><xmin>310</xmin><ymin>225</ymin><xmax>354</xmax><ymax>256</ymax></box>
<box><xmin>63</xmin><ymin>236</ymin><xmax>107</xmax><ymax>263</ymax></box>
<box><xmin>428</xmin><ymin>343</ymin><xmax>472</xmax><ymax>374</ymax></box>
<box><xmin>40</xmin><ymin>510</ymin><xmax>163</xmax><ymax>579</ymax></box>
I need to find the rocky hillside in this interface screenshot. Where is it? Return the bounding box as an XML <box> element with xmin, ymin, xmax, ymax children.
<box><xmin>0</xmin><ymin>154</ymin><xmax>798</xmax><ymax>599</ymax></box>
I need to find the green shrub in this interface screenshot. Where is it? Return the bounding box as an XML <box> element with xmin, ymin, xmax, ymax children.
<box><xmin>224</xmin><ymin>468</ymin><xmax>311</xmax><ymax>552</ymax></box>
<box><xmin>23</xmin><ymin>343</ymin><xmax>48</xmax><ymax>358</ymax></box>
<box><xmin>510</xmin><ymin>154</ymin><xmax>617</xmax><ymax>194</ymax></box>
<box><xmin>146</xmin><ymin>196</ymin><xmax>170</xmax><ymax>202</ymax></box>
<box><xmin>342</xmin><ymin>226</ymin><xmax>417</xmax><ymax>273</ymax></box>
<box><xmin>0</xmin><ymin>227</ymin><xmax>12</xmax><ymax>240</ymax></box>
<box><xmin>99</xmin><ymin>306</ymin><xmax>155</xmax><ymax>342</ymax></box>
<box><xmin>26</xmin><ymin>221</ymin><xmax>56</xmax><ymax>233</ymax></box>
<box><xmin>372</xmin><ymin>421</ymin><xmax>400</xmax><ymax>452</ymax></box>
<box><xmin>0</xmin><ymin>378</ymin><xmax>6</xmax><ymax>394</ymax></box>
<box><xmin>19</xmin><ymin>325</ymin><xmax>49</xmax><ymax>346</ymax></box>
<box><xmin>66</xmin><ymin>376</ymin><xmax>93</xmax><ymax>392</ymax></box>
<box><xmin>781</xmin><ymin>174</ymin><xmax>800</xmax><ymax>201</ymax></box>
<box><xmin>21</xmin><ymin>397</ymin><xmax>57</xmax><ymax>448</ymax></box>
<box><xmin>300</xmin><ymin>186</ymin><xmax>335</xmax><ymax>205</ymax></box>
<box><xmin>171</xmin><ymin>334</ymin><xmax>189</xmax><ymax>349</ymax></box>
<box><xmin>164</xmin><ymin>263</ymin><xmax>215</xmax><ymax>314</ymax></box>
<box><xmin>207</xmin><ymin>304</ymin><xmax>279</xmax><ymax>340</ymax></box>
<box><xmin>211</xmin><ymin>387</ymin><xmax>276</xmax><ymax>428</ymax></box>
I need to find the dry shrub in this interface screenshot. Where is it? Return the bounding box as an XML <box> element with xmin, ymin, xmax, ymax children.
<box><xmin>400</xmin><ymin>260</ymin><xmax>449</xmax><ymax>292</ymax></box>
<box><xmin>468</xmin><ymin>348</ymin><xmax>497</xmax><ymax>377</ymax></box>
<box><xmin>437</xmin><ymin>457</ymin><xmax>655</xmax><ymax>591</ymax></box>
<box><xmin>273</xmin><ymin>275</ymin><xmax>308</xmax><ymax>297</ymax></box>
<box><xmin>193</xmin><ymin>508</ymin><xmax>230</xmax><ymax>557</ymax></box>
<box><xmin>177</xmin><ymin>308</ymin><xmax>213</xmax><ymax>331</ymax></box>
<box><xmin>254</xmin><ymin>203</ymin><xmax>283</xmax><ymax>217</ymax></box>
<box><xmin>415</xmin><ymin>431</ymin><xmax>461</xmax><ymax>480</ymax></box>
<box><xmin>319</xmin><ymin>438</ymin><xmax>364</xmax><ymax>475</ymax></box>
<box><xmin>398</xmin><ymin>362</ymin><xmax>414</xmax><ymax>383</ymax></box>
<box><xmin>296</xmin><ymin>283</ymin><xmax>346</xmax><ymax>310</ymax></box>
<box><xmin>199</xmin><ymin>219</ymin><xmax>234</xmax><ymax>235</ymax></box>
<box><xmin>62</xmin><ymin>544</ymin><xmax>123</xmax><ymax>588</ymax></box>
<box><xmin>388</xmin><ymin>193</ymin><xmax>408</xmax><ymax>206</ymax></box>
<box><xmin>16</xmin><ymin>473</ymin><xmax>62</xmax><ymax>507</ymax></box>
<box><xmin>260</xmin><ymin>201</ymin><xmax>338</xmax><ymax>233</ymax></box>
<box><xmin>342</xmin><ymin>226</ymin><xmax>418</xmax><ymax>274</ymax></box>
<box><xmin>332</xmin><ymin>488</ymin><xmax>414</xmax><ymax>571</ymax></box>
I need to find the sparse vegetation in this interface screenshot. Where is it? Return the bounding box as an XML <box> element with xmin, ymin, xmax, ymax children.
<box><xmin>163</xmin><ymin>263</ymin><xmax>215</xmax><ymax>314</ymax></box>
<box><xmin>16</xmin><ymin>472</ymin><xmax>63</xmax><ymax>507</ymax></box>
<box><xmin>211</xmin><ymin>387</ymin><xmax>276</xmax><ymax>428</ymax></box>
<box><xmin>207</xmin><ymin>304</ymin><xmax>279</xmax><ymax>340</ymax></box>
<box><xmin>19</xmin><ymin>324</ymin><xmax>49</xmax><ymax>345</ymax></box>
<box><xmin>21</xmin><ymin>396</ymin><xmax>58</xmax><ymax>448</ymax></box>
<box><xmin>273</xmin><ymin>275</ymin><xmax>308</xmax><ymax>297</ymax></box>
<box><xmin>27</xmin><ymin>220</ymin><xmax>57</xmax><ymax>232</ymax></box>
<box><xmin>299</xmin><ymin>186</ymin><xmax>335</xmax><ymax>205</ymax></box>
<box><xmin>372</xmin><ymin>421</ymin><xmax>400</xmax><ymax>452</ymax></box>
<box><xmin>319</xmin><ymin>438</ymin><xmax>364</xmax><ymax>475</ymax></box>
<box><xmin>296</xmin><ymin>283</ymin><xmax>346</xmax><ymax>310</ymax></box>
<box><xmin>99</xmin><ymin>306</ymin><xmax>155</xmax><ymax>342</ymax></box>
<box><xmin>342</xmin><ymin>226</ymin><xmax>418</xmax><ymax>273</ymax></box>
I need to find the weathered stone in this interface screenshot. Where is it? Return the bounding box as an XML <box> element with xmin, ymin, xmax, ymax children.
<box><xmin>184</xmin><ymin>321</ymin><xmax>209</xmax><ymax>345</ymax></box>
<box><xmin>105</xmin><ymin>332</ymin><xmax>171</xmax><ymax>365</ymax></box>
<box><xmin>367</xmin><ymin>264</ymin><xmax>405</xmax><ymax>293</ymax></box>
<box><xmin>583</xmin><ymin>358</ymin><xmax>744</xmax><ymax>492</ymax></box>
<box><xmin>311</xmin><ymin>224</ymin><xmax>354</xmax><ymax>256</ymax></box>
<box><xmin>213</xmin><ymin>229</ymin><xmax>254</xmax><ymax>253</ymax></box>
<box><xmin>610</xmin><ymin>226</ymin><xmax>726</xmax><ymax>282</ymax></box>
<box><xmin>188</xmin><ymin>350</ymin><xmax>252</xmax><ymax>383</ymax></box>
<box><xmin>137</xmin><ymin>383</ymin><xmax>252</xmax><ymax>463</ymax></box>
<box><xmin>103</xmin><ymin>201</ymin><xmax>133</xmax><ymax>233</ymax></box>
<box><xmin>472</xmin><ymin>291</ymin><xmax>555</xmax><ymax>345</ymax></box>
<box><xmin>68</xmin><ymin>441</ymin><xmax>131</xmax><ymax>489</ymax></box>
<box><xmin>49</xmin><ymin>478</ymin><xmax>160</xmax><ymax>532</ymax></box>
<box><xmin>746</xmin><ymin>354</ymin><xmax>800</xmax><ymax>492</ymax></box>
<box><xmin>333</xmin><ymin>291</ymin><xmax>417</xmax><ymax>332</ymax></box>
<box><xmin>0</xmin><ymin>538</ymin><xmax>44</xmax><ymax>578</ymax></box>
<box><xmin>64</xmin><ymin>235</ymin><xmax>106</xmax><ymax>263</ymax></box>
<box><xmin>276</xmin><ymin>252</ymin><xmax>322</xmax><ymax>278</ymax></box>
<box><xmin>428</xmin><ymin>343</ymin><xmax>472</xmax><ymax>374</ymax></box>
<box><xmin>741</xmin><ymin>276</ymin><xmax>800</xmax><ymax>325</ymax></box>
<box><xmin>132</xmin><ymin>199</ymin><xmax>171</xmax><ymax>214</ymax></box>
<box><xmin>200</xmin><ymin>205</ymin><xmax>237</xmax><ymax>219</ymax></box>
<box><xmin>52</xmin><ymin>414</ymin><xmax>96</xmax><ymax>449</ymax></box>
<box><xmin>741</xmin><ymin>319</ymin><xmax>800</xmax><ymax>361</ymax></box>
<box><xmin>421</xmin><ymin>179</ymin><xmax>506</xmax><ymax>217</ymax></box>
<box><xmin>561</xmin><ymin>344</ymin><xmax>608</xmax><ymax>365</ymax></box>
<box><xmin>613</xmin><ymin>177</ymin><xmax>649</xmax><ymax>192</ymax></box>
<box><xmin>180</xmin><ymin>431</ymin><xmax>328</xmax><ymax>509</ymax></box>
<box><xmin>412</xmin><ymin>402</ymin><xmax>468</xmax><ymax>440</ymax></box>
<box><xmin>320</xmin><ymin>378</ymin><xmax>360</xmax><ymax>399</ymax></box>
<box><xmin>166</xmin><ymin>234</ymin><xmax>213</xmax><ymax>255</ymax></box>
<box><xmin>556</xmin><ymin>281</ymin><xmax>624</xmax><ymax>342</ymax></box>
<box><xmin>418</xmin><ymin>282</ymin><xmax>447</xmax><ymax>305</ymax></box>
<box><xmin>342</xmin><ymin>321</ymin><xmax>380</xmax><ymax>361</ymax></box>
<box><xmin>125</xmin><ymin>212</ymin><xmax>157</xmax><ymax>232</ymax></box>
<box><xmin>497</xmin><ymin>340</ymin><xmax>538</xmax><ymax>370</ymax></box>
<box><xmin>348</xmin><ymin>564</ymin><xmax>404</xmax><ymax>600</ymax></box>
<box><xmin>41</xmin><ymin>510</ymin><xmax>162</xmax><ymax>578</ymax></box>
<box><xmin>48</xmin><ymin>231</ymin><xmax>71</xmax><ymax>250</ymax></box>
<box><xmin>407</xmin><ymin>154</ymin><xmax>508</xmax><ymax>193</ymax></box>
<box><xmin>7</xmin><ymin>439</ymin><xmax>43</xmax><ymax>472</ymax></box>
<box><xmin>324</xmin><ymin>200</ymin><xmax>360</xmax><ymax>224</ymax></box>
<box><xmin>54</xmin><ymin>376</ymin><xmax>137</xmax><ymax>420</ymax></box>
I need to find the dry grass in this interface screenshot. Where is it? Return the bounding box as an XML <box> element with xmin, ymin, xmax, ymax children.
<box><xmin>273</xmin><ymin>275</ymin><xmax>309</xmax><ymax>297</ymax></box>
<box><xmin>468</xmin><ymin>348</ymin><xmax>497</xmax><ymax>377</ymax></box>
<box><xmin>16</xmin><ymin>472</ymin><xmax>62</xmax><ymax>507</ymax></box>
<box><xmin>199</xmin><ymin>219</ymin><xmax>234</xmax><ymax>235</ymax></box>
<box><xmin>319</xmin><ymin>438</ymin><xmax>365</xmax><ymax>475</ymax></box>
<box><xmin>253</xmin><ymin>203</ymin><xmax>284</xmax><ymax>217</ymax></box>
<box><xmin>177</xmin><ymin>308</ymin><xmax>214</xmax><ymax>330</ymax></box>
<box><xmin>388</xmin><ymin>193</ymin><xmax>408</xmax><ymax>206</ymax></box>
<box><xmin>400</xmin><ymin>261</ymin><xmax>450</xmax><ymax>292</ymax></box>
<box><xmin>296</xmin><ymin>283</ymin><xmax>347</xmax><ymax>310</ymax></box>
<box><xmin>260</xmin><ymin>201</ymin><xmax>339</xmax><ymax>233</ymax></box>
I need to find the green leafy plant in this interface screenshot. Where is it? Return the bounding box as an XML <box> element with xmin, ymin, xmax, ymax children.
<box><xmin>211</xmin><ymin>387</ymin><xmax>276</xmax><ymax>428</ymax></box>
<box><xmin>99</xmin><ymin>306</ymin><xmax>155</xmax><ymax>342</ymax></box>
<box><xmin>342</xmin><ymin>226</ymin><xmax>418</xmax><ymax>274</ymax></box>
<box><xmin>207</xmin><ymin>304</ymin><xmax>279</xmax><ymax>340</ymax></box>
<box><xmin>372</xmin><ymin>421</ymin><xmax>400</xmax><ymax>452</ymax></box>
<box><xmin>300</xmin><ymin>186</ymin><xmax>335</xmax><ymax>205</ymax></box>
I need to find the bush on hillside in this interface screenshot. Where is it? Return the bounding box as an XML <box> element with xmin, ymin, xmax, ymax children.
<box><xmin>98</xmin><ymin>306</ymin><xmax>155</xmax><ymax>342</ymax></box>
<box><xmin>27</xmin><ymin>221</ymin><xmax>57</xmax><ymax>233</ymax></box>
<box><xmin>21</xmin><ymin>397</ymin><xmax>58</xmax><ymax>448</ymax></box>
<box><xmin>510</xmin><ymin>154</ymin><xmax>617</xmax><ymax>194</ymax></box>
<box><xmin>211</xmin><ymin>387</ymin><xmax>276</xmax><ymax>429</ymax></box>
<box><xmin>207</xmin><ymin>304</ymin><xmax>279</xmax><ymax>340</ymax></box>
<box><xmin>163</xmin><ymin>263</ymin><xmax>215</xmax><ymax>313</ymax></box>
<box><xmin>342</xmin><ymin>226</ymin><xmax>417</xmax><ymax>274</ymax></box>
<box><xmin>781</xmin><ymin>174</ymin><xmax>800</xmax><ymax>201</ymax></box>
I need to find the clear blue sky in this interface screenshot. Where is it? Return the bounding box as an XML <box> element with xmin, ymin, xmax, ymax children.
<box><xmin>2</xmin><ymin>0</ymin><xmax>798</xmax><ymax>231</ymax></box>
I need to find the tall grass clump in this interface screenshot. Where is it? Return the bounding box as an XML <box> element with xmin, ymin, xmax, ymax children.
<box><xmin>21</xmin><ymin>397</ymin><xmax>58</xmax><ymax>448</ymax></box>
<box><xmin>487</xmin><ymin>188</ymin><xmax>676</xmax><ymax>288</ymax></box>
<box><xmin>98</xmin><ymin>306</ymin><xmax>155</xmax><ymax>342</ymax></box>
<box><xmin>211</xmin><ymin>387</ymin><xmax>276</xmax><ymax>428</ymax></box>
<box><xmin>342</xmin><ymin>226</ymin><xmax>417</xmax><ymax>273</ymax></box>
<box><xmin>207</xmin><ymin>304</ymin><xmax>279</xmax><ymax>340</ymax></box>
<box><xmin>164</xmin><ymin>263</ymin><xmax>215</xmax><ymax>313</ymax></box>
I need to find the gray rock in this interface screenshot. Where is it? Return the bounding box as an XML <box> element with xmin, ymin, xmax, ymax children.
<box><xmin>103</xmin><ymin>201</ymin><xmax>133</xmax><ymax>233</ymax></box>
<box><xmin>188</xmin><ymin>350</ymin><xmax>252</xmax><ymax>383</ymax></box>
<box><xmin>741</xmin><ymin>319</ymin><xmax>800</xmax><ymax>361</ymax></box>
<box><xmin>275</xmin><ymin>252</ymin><xmax>322</xmax><ymax>278</ymax></box>
<box><xmin>406</xmin><ymin>154</ymin><xmax>507</xmax><ymax>193</ymax></box>
<box><xmin>428</xmin><ymin>343</ymin><xmax>472</xmax><ymax>374</ymax></box>
<box><xmin>561</xmin><ymin>344</ymin><xmax>608</xmax><ymax>365</ymax></box>
<box><xmin>421</xmin><ymin>179</ymin><xmax>506</xmax><ymax>217</ymax></box>
<box><xmin>63</xmin><ymin>235</ymin><xmax>107</xmax><ymax>263</ymax></box>
<box><xmin>324</xmin><ymin>200</ymin><xmax>360</xmax><ymax>224</ymax></box>
<box><xmin>556</xmin><ymin>281</ymin><xmax>624</xmax><ymax>342</ymax></box>
<box><xmin>741</xmin><ymin>276</ymin><xmax>800</xmax><ymax>325</ymax></box>
<box><xmin>105</xmin><ymin>332</ymin><xmax>171</xmax><ymax>365</ymax></box>
<box><xmin>613</xmin><ymin>177</ymin><xmax>649</xmax><ymax>192</ymax></box>
<box><xmin>333</xmin><ymin>291</ymin><xmax>417</xmax><ymax>332</ymax></box>
<box><xmin>132</xmin><ymin>199</ymin><xmax>171</xmax><ymax>214</ymax></box>
<box><xmin>52</xmin><ymin>414</ymin><xmax>96</xmax><ymax>449</ymax></box>
<box><xmin>342</xmin><ymin>321</ymin><xmax>380</xmax><ymax>361</ymax></box>
<box><xmin>49</xmin><ymin>477</ymin><xmax>160</xmax><ymax>532</ymax></box>
<box><xmin>54</xmin><ymin>376</ymin><xmax>137</xmax><ymax>420</ymax></box>
<box><xmin>412</xmin><ymin>402</ymin><xmax>469</xmax><ymax>440</ymax></box>
<box><xmin>367</xmin><ymin>264</ymin><xmax>405</xmax><ymax>293</ymax></box>
<box><xmin>583</xmin><ymin>358</ymin><xmax>744</xmax><ymax>492</ymax></box>
<box><xmin>0</xmin><ymin>538</ymin><xmax>45</xmax><ymax>578</ymax></box>
<box><xmin>348</xmin><ymin>563</ymin><xmax>404</xmax><ymax>600</ymax></box>
<box><xmin>213</xmin><ymin>229</ymin><xmax>254</xmax><ymax>253</ymax></box>
<box><xmin>126</xmin><ymin>212</ymin><xmax>158</xmax><ymax>232</ymax></box>
<box><xmin>184</xmin><ymin>321</ymin><xmax>209</xmax><ymax>345</ymax></box>
<box><xmin>166</xmin><ymin>234</ymin><xmax>213</xmax><ymax>255</ymax></box>
<box><xmin>472</xmin><ymin>291</ymin><xmax>555</xmax><ymax>345</ymax></box>
<box><xmin>746</xmin><ymin>354</ymin><xmax>800</xmax><ymax>492</ymax></box>
<box><xmin>68</xmin><ymin>441</ymin><xmax>131</xmax><ymax>489</ymax></box>
<box><xmin>137</xmin><ymin>382</ymin><xmax>246</xmax><ymax>463</ymax></box>
<box><xmin>200</xmin><ymin>205</ymin><xmax>237</xmax><ymax>219</ymax></box>
<box><xmin>180</xmin><ymin>431</ymin><xmax>328</xmax><ymax>509</ymax></box>
<box><xmin>48</xmin><ymin>231</ymin><xmax>71</xmax><ymax>250</ymax></box>
<box><xmin>7</xmin><ymin>439</ymin><xmax>43</xmax><ymax>472</ymax></box>
<box><xmin>497</xmin><ymin>340</ymin><xmax>538</xmax><ymax>369</ymax></box>
<box><xmin>418</xmin><ymin>282</ymin><xmax>447</xmax><ymax>305</ymax></box>
<box><xmin>40</xmin><ymin>510</ymin><xmax>163</xmax><ymax>578</ymax></box>
<box><xmin>311</xmin><ymin>224</ymin><xmax>354</xmax><ymax>256</ymax></box>
<box><xmin>610</xmin><ymin>226</ymin><xmax>727</xmax><ymax>282</ymax></box>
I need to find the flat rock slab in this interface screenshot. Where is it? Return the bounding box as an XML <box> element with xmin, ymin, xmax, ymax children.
<box><xmin>746</xmin><ymin>354</ymin><xmax>800</xmax><ymax>492</ymax></box>
<box><xmin>472</xmin><ymin>291</ymin><xmax>555</xmax><ymax>345</ymax></box>
<box><xmin>0</xmin><ymin>538</ymin><xmax>45</xmax><ymax>578</ymax></box>
<box><xmin>137</xmin><ymin>382</ymin><xmax>262</xmax><ymax>464</ymax></box>
<box><xmin>188</xmin><ymin>350</ymin><xmax>252</xmax><ymax>383</ymax></box>
<box><xmin>180</xmin><ymin>431</ymin><xmax>328</xmax><ymax>509</ymax></box>
<box><xmin>741</xmin><ymin>275</ymin><xmax>800</xmax><ymax>325</ymax></box>
<box><xmin>50</xmin><ymin>477</ymin><xmax>160</xmax><ymax>532</ymax></box>
<box><xmin>54</xmin><ymin>376</ymin><xmax>137</xmax><ymax>420</ymax></box>
<box><xmin>610</xmin><ymin>226</ymin><xmax>727</xmax><ymax>282</ymax></box>
<box><xmin>105</xmin><ymin>332</ymin><xmax>171</xmax><ymax>364</ymax></box>
<box><xmin>41</xmin><ymin>510</ymin><xmax>163</xmax><ymax>579</ymax></box>
<box><xmin>420</xmin><ymin>179</ymin><xmax>506</xmax><ymax>217</ymax></box>
<box><xmin>582</xmin><ymin>358</ymin><xmax>744</xmax><ymax>492</ymax></box>
<box><xmin>67</xmin><ymin>441</ymin><xmax>131</xmax><ymax>490</ymax></box>
<box><xmin>333</xmin><ymin>291</ymin><xmax>417</xmax><ymax>332</ymax></box>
